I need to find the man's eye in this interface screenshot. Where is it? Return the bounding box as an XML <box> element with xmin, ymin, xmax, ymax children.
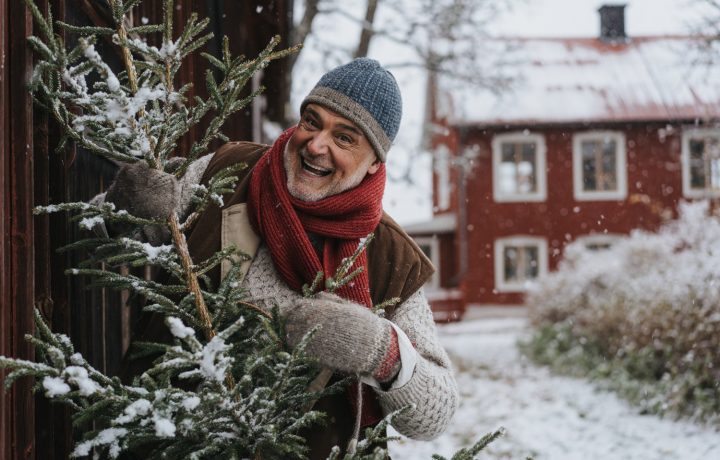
<box><xmin>303</xmin><ymin>116</ymin><xmax>319</xmax><ymax>128</ymax></box>
<box><xmin>337</xmin><ymin>134</ymin><xmax>353</xmax><ymax>144</ymax></box>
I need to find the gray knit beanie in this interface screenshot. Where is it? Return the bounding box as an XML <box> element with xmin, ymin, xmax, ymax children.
<box><xmin>300</xmin><ymin>58</ymin><xmax>402</xmax><ymax>162</ymax></box>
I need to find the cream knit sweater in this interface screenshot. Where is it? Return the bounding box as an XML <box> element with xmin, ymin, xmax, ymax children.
<box><xmin>244</xmin><ymin>244</ymin><xmax>459</xmax><ymax>440</ymax></box>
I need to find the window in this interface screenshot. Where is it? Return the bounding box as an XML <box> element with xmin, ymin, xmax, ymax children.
<box><xmin>492</xmin><ymin>132</ymin><xmax>547</xmax><ymax>202</ymax></box>
<box><xmin>414</xmin><ymin>236</ymin><xmax>440</xmax><ymax>290</ymax></box>
<box><xmin>494</xmin><ymin>237</ymin><xmax>548</xmax><ymax>292</ymax></box>
<box><xmin>572</xmin><ymin>131</ymin><xmax>627</xmax><ymax>201</ymax></box>
<box><xmin>681</xmin><ymin>128</ymin><xmax>720</xmax><ymax>198</ymax></box>
<box><xmin>575</xmin><ymin>234</ymin><xmax>621</xmax><ymax>251</ymax></box>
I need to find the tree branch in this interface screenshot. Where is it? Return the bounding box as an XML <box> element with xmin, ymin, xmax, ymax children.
<box><xmin>108</xmin><ymin>0</ymin><xmax>216</xmax><ymax>342</ymax></box>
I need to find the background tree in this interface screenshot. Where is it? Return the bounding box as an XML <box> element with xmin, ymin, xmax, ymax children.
<box><xmin>281</xmin><ymin>0</ymin><xmax>515</xmax><ymax>125</ymax></box>
<box><xmin>692</xmin><ymin>0</ymin><xmax>720</xmax><ymax>64</ymax></box>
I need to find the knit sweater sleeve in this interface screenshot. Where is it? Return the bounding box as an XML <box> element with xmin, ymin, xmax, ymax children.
<box><xmin>377</xmin><ymin>288</ymin><xmax>458</xmax><ymax>440</ymax></box>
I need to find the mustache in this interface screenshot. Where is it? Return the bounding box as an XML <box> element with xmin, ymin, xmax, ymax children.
<box><xmin>298</xmin><ymin>147</ymin><xmax>333</xmax><ymax>170</ymax></box>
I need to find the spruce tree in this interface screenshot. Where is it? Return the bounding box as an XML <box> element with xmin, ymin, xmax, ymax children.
<box><xmin>3</xmin><ymin>0</ymin><xmax>331</xmax><ymax>457</ymax></box>
<box><xmin>1</xmin><ymin>1</ymin><xmax>504</xmax><ymax>458</ymax></box>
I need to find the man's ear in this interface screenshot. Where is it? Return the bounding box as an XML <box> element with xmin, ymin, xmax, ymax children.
<box><xmin>367</xmin><ymin>159</ymin><xmax>381</xmax><ymax>175</ymax></box>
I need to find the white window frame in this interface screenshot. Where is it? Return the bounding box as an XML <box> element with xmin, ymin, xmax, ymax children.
<box><xmin>574</xmin><ymin>233</ymin><xmax>622</xmax><ymax>251</ymax></box>
<box><xmin>414</xmin><ymin>236</ymin><xmax>440</xmax><ymax>290</ymax></box>
<box><xmin>494</xmin><ymin>236</ymin><xmax>548</xmax><ymax>293</ymax></box>
<box><xmin>681</xmin><ymin>127</ymin><xmax>720</xmax><ymax>198</ymax></box>
<box><xmin>572</xmin><ymin>131</ymin><xmax>627</xmax><ymax>201</ymax></box>
<box><xmin>492</xmin><ymin>132</ymin><xmax>547</xmax><ymax>202</ymax></box>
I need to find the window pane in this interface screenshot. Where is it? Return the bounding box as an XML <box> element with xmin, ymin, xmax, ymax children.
<box><xmin>500</xmin><ymin>144</ymin><xmax>517</xmax><ymax>193</ymax></box>
<box><xmin>708</xmin><ymin>138</ymin><xmax>720</xmax><ymax>191</ymax></box>
<box><xmin>688</xmin><ymin>137</ymin><xmax>720</xmax><ymax>192</ymax></box>
<box><xmin>689</xmin><ymin>139</ymin><xmax>706</xmax><ymax>189</ymax></box>
<box><xmin>499</xmin><ymin>163</ymin><xmax>517</xmax><ymax>194</ymax></box>
<box><xmin>710</xmin><ymin>158</ymin><xmax>720</xmax><ymax>191</ymax></box>
<box><xmin>501</xmin><ymin>143</ymin><xmax>515</xmax><ymax>158</ymax></box>
<box><xmin>523</xmin><ymin>246</ymin><xmax>539</xmax><ymax>279</ymax></box>
<box><xmin>600</xmin><ymin>140</ymin><xmax>617</xmax><ymax>191</ymax></box>
<box><xmin>503</xmin><ymin>247</ymin><xmax>518</xmax><ymax>282</ymax></box>
<box><xmin>499</xmin><ymin>142</ymin><xmax>537</xmax><ymax>195</ymax></box>
<box><xmin>517</xmin><ymin>160</ymin><xmax>536</xmax><ymax>193</ymax></box>
<box><xmin>520</xmin><ymin>143</ymin><xmax>537</xmax><ymax>193</ymax></box>
<box><xmin>586</xmin><ymin>243</ymin><xmax>612</xmax><ymax>251</ymax></box>
<box><xmin>503</xmin><ymin>245</ymin><xmax>541</xmax><ymax>284</ymax></box>
<box><xmin>582</xmin><ymin>138</ymin><xmax>618</xmax><ymax>192</ymax></box>
<box><xmin>581</xmin><ymin>141</ymin><xmax>598</xmax><ymax>191</ymax></box>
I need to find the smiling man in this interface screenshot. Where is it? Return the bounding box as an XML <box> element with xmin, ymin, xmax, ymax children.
<box><xmin>105</xmin><ymin>58</ymin><xmax>458</xmax><ymax>459</ymax></box>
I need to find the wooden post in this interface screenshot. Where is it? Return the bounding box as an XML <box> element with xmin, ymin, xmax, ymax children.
<box><xmin>2</xmin><ymin>0</ymin><xmax>37</xmax><ymax>458</ymax></box>
<box><xmin>0</xmin><ymin>0</ymin><xmax>11</xmax><ymax>457</ymax></box>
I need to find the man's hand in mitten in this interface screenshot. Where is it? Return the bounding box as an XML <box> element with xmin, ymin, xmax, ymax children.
<box><xmin>105</xmin><ymin>160</ymin><xmax>182</xmax><ymax>220</ymax></box>
<box><xmin>285</xmin><ymin>292</ymin><xmax>401</xmax><ymax>385</ymax></box>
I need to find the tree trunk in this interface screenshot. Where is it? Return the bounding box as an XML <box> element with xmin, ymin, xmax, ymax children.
<box><xmin>289</xmin><ymin>0</ymin><xmax>320</xmax><ymax>72</ymax></box>
<box><xmin>354</xmin><ymin>0</ymin><xmax>379</xmax><ymax>58</ymax></box>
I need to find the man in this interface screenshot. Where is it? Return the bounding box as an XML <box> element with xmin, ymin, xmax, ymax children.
<box><xmin>105</xmin><ymin>58</ymin><xmax>458</xmax><ymax>458</ymax></box>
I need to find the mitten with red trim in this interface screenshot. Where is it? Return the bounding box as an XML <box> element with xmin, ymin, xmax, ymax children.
<box><xmin>285</xmin><ymin>292</ymin><xmax>401</xmax><ymax>384</ymax></box>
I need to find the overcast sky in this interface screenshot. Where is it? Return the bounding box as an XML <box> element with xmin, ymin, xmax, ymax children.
<box><xmin>489</xmin><ymin>0</ymin><xmax>709</xmax><ymax>37</ymax></box>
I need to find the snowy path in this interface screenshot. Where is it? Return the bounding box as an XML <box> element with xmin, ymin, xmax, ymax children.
<box><xmin>388</xmin><ymin>317</ymin><xmax>720</xmax><ymax>459</ymax></box>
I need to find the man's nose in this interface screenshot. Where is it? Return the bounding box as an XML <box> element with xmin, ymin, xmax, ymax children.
<box><xmin>307</xmin><ymin>130</ymin><xmax>331</xmax><ymax>156</ymax></box>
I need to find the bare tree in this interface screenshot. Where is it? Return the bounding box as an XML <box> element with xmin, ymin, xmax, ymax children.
<box><xmin>692</xmin><ymin>0</ymin><xmax>720</xmax><ymax>64</ymax></box>
<box><xmin>284</xmin><ymin>0</ymin><xmax>515</xmax><ymax>121</ymax></box>
<box><xmin>276</xmin><ymin>0</ymin><xmax>519</xmax><ymax>191</ymax></box>
<box><xmin>289</xmin><ymin>0</ymin><xmax>321</xmax><ymax>71</ymax></box>
<box><xmin>354</xmin><ymin>0</ymin><xmax>379</xmax><ymax>58</ymax></box>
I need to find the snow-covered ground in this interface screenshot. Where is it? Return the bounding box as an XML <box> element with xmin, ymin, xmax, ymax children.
<box><xmin>388</xmin><ymin>316</ymin><xmax>720</xmax><ymax>460</ymax></box>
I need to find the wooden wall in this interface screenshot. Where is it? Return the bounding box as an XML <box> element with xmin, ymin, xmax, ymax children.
<box><xmin>1</xmin><ymin>1</ymin><xmax>292</xmax><ymax>458</ymax></box>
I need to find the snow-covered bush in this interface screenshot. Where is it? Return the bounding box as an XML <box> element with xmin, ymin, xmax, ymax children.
<box><xmin>523</xmin><ymin>201</ymin><xmax>720</xmax><ymax>424</ymax></box>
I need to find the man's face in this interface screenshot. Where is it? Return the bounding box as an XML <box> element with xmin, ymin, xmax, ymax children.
<box><xmin>284</xmin><ymin>103</ymin><xmax>381</xmax><ymax>202</ymax></box>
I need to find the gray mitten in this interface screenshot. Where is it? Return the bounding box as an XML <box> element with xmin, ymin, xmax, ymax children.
<box><xmin>105</xmin><ymin>161</ymin><xmax>179</xmax><ymax>220</ymax></box>
<box><xmin>285</xmin><ymin>292</ymin><xmax>401</xmax><ymax>382</ymax></box>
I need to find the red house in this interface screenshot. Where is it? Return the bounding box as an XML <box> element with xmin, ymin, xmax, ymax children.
<box><xmin>410</xmin><ymin>5</ymin><xmax>720</xmax><ymax>315</ymax></box>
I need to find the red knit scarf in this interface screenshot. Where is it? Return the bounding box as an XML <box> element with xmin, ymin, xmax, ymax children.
<box><xmin>247</xmin><ymin>126</ymin><xmax>385</xmax><ymax>308</ymax></box>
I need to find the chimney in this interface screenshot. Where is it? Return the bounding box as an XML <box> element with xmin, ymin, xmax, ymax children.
<box><xmin>598</xmin><ymin>4</ymin><xmax>627</xmax><ymax>42</ymax></box>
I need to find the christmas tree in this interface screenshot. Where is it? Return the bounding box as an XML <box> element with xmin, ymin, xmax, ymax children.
<box><xmin>1</xmin><ymin>1</ymin><xmax>504</xmax><ymax>458</ymax></box>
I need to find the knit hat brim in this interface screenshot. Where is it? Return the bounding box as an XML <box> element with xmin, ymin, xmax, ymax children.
<box><xmin>301</xmin><ymin>87</ymin><xmax>392</xmax><ymax>162</ymax></box>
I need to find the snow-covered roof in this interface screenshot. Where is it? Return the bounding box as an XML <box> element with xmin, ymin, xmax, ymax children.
<box><xmin>403</xmin><ymin>213</ymin><xmax>456</xmax><ymax>234</ymax></box>
<box><xmin>438</xmin><ymin>36</ymin><xmax>720</xmax><ymax>127</ymax></box>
